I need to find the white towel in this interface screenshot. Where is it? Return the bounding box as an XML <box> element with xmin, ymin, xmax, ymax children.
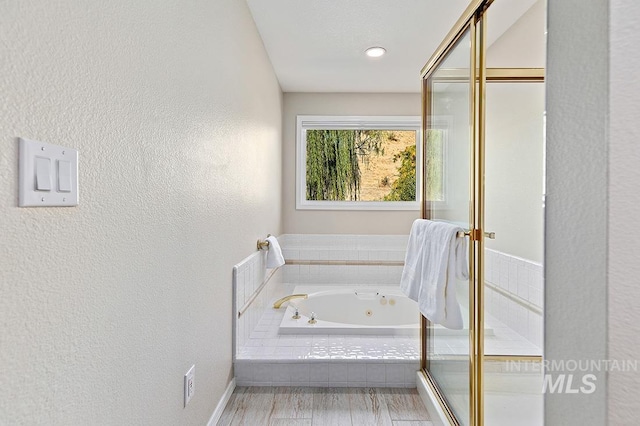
<box><xmin>265</xmin><ymin>236</ymin><xmax>285</xmax><ymax>269</ymax></box>
<box><xmin>400</xmin><ymin>219</ymin><xmax>468</xmax><ymax>329</ymax></box>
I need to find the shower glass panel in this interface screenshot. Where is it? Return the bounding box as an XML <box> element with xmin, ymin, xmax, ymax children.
<box><xmin>424</xmin><ymin>27</ymin><xmax>473</xmax><ymax>425</ymax></box>
<box><xmin>483</xmin><ymin>81</ymin><xmax>545</xmax><ymax>426</ymax></box>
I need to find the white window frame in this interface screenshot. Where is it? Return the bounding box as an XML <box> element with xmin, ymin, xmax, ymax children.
<box><xmin>296</xmin><ymin>115</ymin><xmax>422</xmax><ymax>211</ymax></box>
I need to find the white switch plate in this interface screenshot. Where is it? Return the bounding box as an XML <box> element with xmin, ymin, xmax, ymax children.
<box><xmin>19</xmin><ymin>137</ymin><xmax>79</xmax><ymax>207</ymax></box>
<box><xmin>184</xmin><ymin>365</ymin><xmax>195</xmax><ymax>407</ymax></box>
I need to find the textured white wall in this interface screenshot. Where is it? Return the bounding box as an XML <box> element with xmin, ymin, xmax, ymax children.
<box><xmin>545</xmin><ymin>0</ymin><xmax>608</xmax><ymax>424</ymax></box>
<box><xmin>282</xmin><ymin>93</ymin><xmax>421</xmax><ymax>234</ymax></box>
<box><xmin>609</xmin><ymin>0</ymin><xmax>640</xmax><ymax>422</ymax></box>
<box><xmin>486</xmin><ymin>0</ymin><xmax>546</xmax><ymax>68</ymax></box>
<box><xmin>484</xmin><ymin>0</ymin><xmax>545</xmax><ymax>263</ymax></box>
<box><xmin>484</xmin><ymin>83</ymin><xmax>545</xmax><ymax>263</ymax></box>
<box><xmin>0</xmin><ymin>1</ymin><xmax>282</xmax><ymax>425</ymax></box>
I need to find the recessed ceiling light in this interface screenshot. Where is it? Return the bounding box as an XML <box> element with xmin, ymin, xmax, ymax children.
<box><xmin>365</xmin><ymin>47</ymin><xmax>386</xmax><ymax>58</ymax></box>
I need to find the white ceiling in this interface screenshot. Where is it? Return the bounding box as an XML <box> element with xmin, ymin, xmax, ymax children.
<box><xmin>246</xmin><ymin>0</ymin><xmax>540</xmax><ymax>93</ymax></box>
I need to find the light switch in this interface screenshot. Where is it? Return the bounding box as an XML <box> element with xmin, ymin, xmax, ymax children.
<box><xmin>35</xmin><ymin>157</ymin><xmax>52</xmax><ymax>191</ymax></box>
<box><xmin>57</xmin><ymin>160</ymin><xmax>71</xmax><ymax>192</ymax></box>
<box><xmin>19</xmin><ymin>138</ymin><xmax>79</xmax><ymax>207</ymax></box>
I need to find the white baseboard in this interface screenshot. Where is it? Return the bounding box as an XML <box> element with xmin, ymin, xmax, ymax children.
<box><xmin>416</xmin><ymin>371</ymin><xmax>449</xmax><ymax>426</ymax></box>
<box><xmin>207</xmin><ymin>378</ymin><xmax>236</xmax><ymax>426</ymax></box>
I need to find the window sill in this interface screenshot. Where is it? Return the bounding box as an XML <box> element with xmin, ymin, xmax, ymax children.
<box><xmin>296</xmin><ymin>200</ymin><xmax>420</xmax><ymax>211</ymax></box>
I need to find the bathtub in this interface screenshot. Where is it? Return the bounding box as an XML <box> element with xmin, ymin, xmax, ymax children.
<box><xmin>277</xmin><ymin>285</ymin><xmax>420</xmax><ymax>335</ymax></box>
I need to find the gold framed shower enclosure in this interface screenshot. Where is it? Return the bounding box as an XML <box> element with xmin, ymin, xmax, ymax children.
<box><xmin>419</xmin><ymin>1</ymin><xmax>543</xmax><ymax>425</ymax></box>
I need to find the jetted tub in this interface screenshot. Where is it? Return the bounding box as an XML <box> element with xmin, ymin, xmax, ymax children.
<box><xmin>277</xmin><ymin>285</ymin><xmax>420</xmax><ymax>335</ymax></box>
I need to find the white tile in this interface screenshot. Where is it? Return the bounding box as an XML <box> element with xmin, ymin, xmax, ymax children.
<box><xmin>528</xmin><ymin>313</ymin><xmax>543</xmax><ymax>348</ymax></box>
<box><xmin>244</xmin><ymin>316</ymin><xmax>253</xmax><ymax>345</ymax></box>
<box><xmin>367</xmin><ymin>363</ymin><xmax>386</xmax><ymax>383</ymax></box>
<box><xmin>308</xmin><ymin>351</ymin><xmax>331</xmax><ymax>360</ymax></box>
<box><xmin>291</xmin><ymin>347</ymin><xmax>311</xmax><ymax>360</ymax></box>
<box><xmin>253</xmin><ymin>364</ymin><xmax>273</xmax><ymax>383</ymax></box>
<box><xmin>485</xmin><ymin>251</ymin><xmax>493</xmax><ymax>283</ymax></box>
<box><xmin>517</xmin><ymin>273</ymin><xmax>529</xmax><ymax>300</ymax></box>
<box><xmin>485</xmin><ymin>287</ymin><xmax>494</xmax><ymax>316</ymax></box>
<box><xmin>309</xmin><ymin>363</ymin><xmax>329</xmax><ymax>382</ymax></box>
<box><xmin>491</xmin><ymin>253</ymin><xmax>500</xmax><ymax>285</ymax></box>
<box><xmin>534</xmin><ymin>269</ymin><xmax>544</xmax><ymax>291</ymax></box>
<box><xmin>508</xmin><ymin>260</ymin><xmax>518</xmax><ymax>294</ymax></box>
<box><xmin>271</xmin><ymin>363</ymin><xmax>291</xmax><ymax>383</ymax></box>
<box><xmin>290</xmin><ymin>364</ymin><xmax>310</xmax><ymax>384</ymax></box>
<box><xmin>293</xmin><ymin>336</ymin><xmax>313</xmax><ymax>347</ymax></box>
<box><xmin>495</xmin><ymin>295</ymin><xmax>506</xmax><ymax>323</ymax></box>
<box><xmin>282</xmin><ymin>249</ymin><xmax>299</xmax><ymax>259</ymax></box>
<box><xmin>232</xmin><ymin>269</ymin><xmax>240</xmax><ymax>301</ymax></box>
<box><xmin>347</xmin><ymin>364</ymin><xmax>367</xmax><ymax>382</ymax></box>
<box><xmin>506</xmin><ymin>301</ymin><xmax>516</xmax><ymax>334</ymax></box>
<box><xmin>234</xmin><ymin>363</ymin><xmax>253</xmax><ymax>382</ymax></box>
<box><xmin>390</xmin><ymin>250</ymin><xmax>406</xmax><ymax>261</ymax></box>
<box><xmin>526</xmin><ymin>266</ymin><xmax>536</xmax><ymax>289</ymax></box>
<box><xmin>499</xmin><ymin>257</ymin><xmax>509</xmax><ymax>289</ymax></box>
<box><xmin>299</xmin><ymin>264</ymin><xmax>310</xmax><ymax>276</ymax></box>
<box><xmin>316</xmin><ymin>265</ymin><xmax>329</xmax><ymax>279</ymax></box>
<box><xmin>274</xmin><ymin>347</ymin><xmax>294</xmax><ymax>358</ymax></box>
<box><xmin>328</xmin><ymin>250</ymin><xmax>342</xmax><ymax>260</ymax></box>
<box><xmin>507</xmin><ymin>298</ymin><xmax>517</xmax><ymax>329</ymax></box>
<box><xmin>404</xmin><ymin>364</ymin><xmax>419</xmax><ymax>385</ymax></box>
<box><xmin>332</xmin><ymin>353</ymin><xmax>357</xmax><ymax>361</ymax></box>
<box><xmin>530</xmin><ymin>287</ymin><xmax>543</xmax><ymax>307</ymax></box>
<box><xmin>287</xmin><ymin>265</ymin><xmax>300</xmax><ymax>276</ymax></box>
<box><xmin>312</xmin><ymin>335</ymin><xmax>330</xmax><ymax>344</ymax></box>
<box><xmin>277</xmin><ymin>338</ymin><xmax>298</xmax><ymax>347</ymax></box>
<box><xmin>328</xmin><ymin>363</ymin><xmax>348</xmax><ymax>383</ymax></box>
<box><xmin>385</xmin><ymin>364</ymin><xmax>405</xmax><ymax>384</ymax></box>
<box><xmin>516</xmin><ymin>305</ymin><xmax>529</xmax><ymax>338</ymax></box>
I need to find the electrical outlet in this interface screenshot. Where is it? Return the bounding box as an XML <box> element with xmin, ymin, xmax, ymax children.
<box><xmin>184</xmin><ymin>365</ymin><xmax>195</xmax><ymax>407</ymax></box>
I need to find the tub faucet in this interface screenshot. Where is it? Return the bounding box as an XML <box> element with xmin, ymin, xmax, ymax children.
<box><xmin>308</xmin><ymin>312</ymin><xmax>317</xmax><ymax>324</ymax></box>
<box><xmin>272</xmin><ymin>294</ymin><xmax>308</xmax><ymax>309</ymax></box>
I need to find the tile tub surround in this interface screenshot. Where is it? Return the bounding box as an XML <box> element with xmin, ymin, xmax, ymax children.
<box><xmin>235</xmin><ymin>360</ymin><xmax>420</xmax><ymax>388</ymax></box>
<box><xmin>233</xmin><ymin>233</ymin><xmax>410</xmax><ymax>357</ymax></box>
<box><xmin>278</xmin><ymin>235</ymin><xmax>543</xmax><ymax>350</ymax></box>
<box><xmin>428</xmin><ymin>310</ymin><xmax>541</xmax><ymax>357</ymax></box>
<box><xmin>231</xmin><ymin>235</ymin><xmax>542</xmax><ymax>389</ymax></box>
<box><xmin>279</xmin><ymin>234</ymin><xmax>409</xmax><ymax>285</ymax></box>
<box><xmin>233</xmin><ymin>250</ymin><xmax>285</xmax><ymax>358</ymax></box>
<box><xmin>234</xmin><ymin>235</ymin><xmax>420</xmax><ymax>388</ymax></box>
<box><xmin>235</xmin><ymin>305</ymin><xmax>420</xmax><ymax>388</ymax></box>
<box><xmin>484</xmin><ymin>248</ymin><xmax>544</xmax><ymax>349</ymax></box>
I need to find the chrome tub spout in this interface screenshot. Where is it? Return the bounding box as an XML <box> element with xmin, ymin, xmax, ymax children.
<box><xmin>273</xmin><ymin>294</ymin><xmax>308</xmax><ymax>309</ymax></box>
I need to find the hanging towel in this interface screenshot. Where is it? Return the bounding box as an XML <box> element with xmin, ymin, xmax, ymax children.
<box><xmin>265</xmin><ymin>236</ymin><xmax>285</xmax><ymax>269</ymax></box>
<box><xmin>400</xmin><ymin>219</ymin><xmax>468</xmax><ymax>329</ymax></box>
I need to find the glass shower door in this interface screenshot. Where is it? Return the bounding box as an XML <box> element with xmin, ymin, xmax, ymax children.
<box><xmin>423</xmin><ymin>26</ymin><xmax>474</xmax><ymax>425</ymax></box>
<box><xmin>483</xmin><ymin>80</ymin><xmax>545</xmax><ymax>426</ymax></box>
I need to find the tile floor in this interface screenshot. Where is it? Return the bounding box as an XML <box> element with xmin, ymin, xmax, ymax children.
<box><xmin>218</xmin><ymin>386</ymin><xmax>434</xmax><ymax>426</ymax></box>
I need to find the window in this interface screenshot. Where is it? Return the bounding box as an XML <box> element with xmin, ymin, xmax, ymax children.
<box><xmin>424</xmin><ymin>116</ymin><xmax>452</xmax><ymax>209</ymax></box>
<box><xmin>296</xmin><ymin>115</ymin><xmax>422</xmax><ymax>210</ymax></box>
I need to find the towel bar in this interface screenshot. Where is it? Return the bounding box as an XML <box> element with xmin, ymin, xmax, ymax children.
<box><xmin>256</xmin><ymin>234</ymin><xmax>272</xmax><ymax>250</ymax></box>
<box><xmin>456</xmin><ymin>230</ymin><xmax>496</xmax><ymax>240</ymax></box>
